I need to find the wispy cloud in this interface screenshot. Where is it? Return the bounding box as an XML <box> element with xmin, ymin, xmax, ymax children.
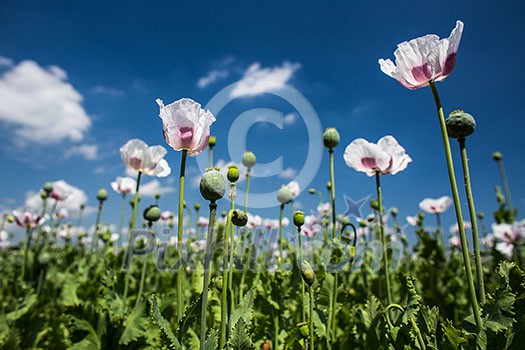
<box><xmin>283</xmin><ymin>112</ymin><xmax>298</xmax><ymax>125</ymax></box>
<box><xmin>65</xmin><ymin>144</ymin><xmax>98</xmax><ymax>160</ymax></box>
<box><xmin>197</xmin><ymin>69</ymin><xmax>229</xmax><ymax>88</ymax></box>
<box><xmin>230</xmin><ymin>61</ymin><xmax>301</xmax><ymax>98</ymax></box>
<box><xmin>92</xmin><ymin>85</ymin><xmax>125</xmax><ymax>97</ymax></box>
<box><xmin>140</xmin><ymin>180</ymin><xmax>175</xmax><ymax>197</ymax></box>
<box><xmin>0</xmin><ymin>59</ymin><xmax>91</xmax><ymax>146</ymax></box>
<box><xmin>0</xmin><ymin>55</ymin><xmax>13</xmax><ymax>67</ymax></box>
<box><xmin>278</xmin><ymin>167</ymin><xmax>297</xmax><ymax>179</ymax></box>
<box><xmin>24</xmin><ymin>180</ymin><xmax>95</xmax><ymax>215</ymax></box>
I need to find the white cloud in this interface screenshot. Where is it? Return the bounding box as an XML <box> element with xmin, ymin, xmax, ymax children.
<box><xmin>283</xmin><ymin>112</ymin><xmax>298</xmax><ymax>125</ymax></box>
<box><xmin>65</xmin><ymin>144</ymin><xmax>98</xmax><ymax>160</ymax></box>
<box><xmin>230</xmin><ymin>61</ymin><xmax>301</xmax><ymax>98</ymax></box>
<box><xmin>278</xmin><ymin>167</ymin><xmax>297</xmax><ymax>179</ymax></box>
<box><xmin>140</xmin><ymin>180</ymin><xmax>175</xmax><ymax>197</ymax></box>
<box><xmin>125</xmin><ymin>167</ymin><xmax>138</xmax><ymax>178</ymax></box>
<box><xmin>24</xmin><ymin>180</ymin><xmax>94</xmax><ymax>215</ymax></box>
<box><xmin>92</xmin><ymin>85</ymin><xmax>125</xmax><ymax>97</ymax></box>
<box><xmin>0</xmin><ymin>60</ymin><xmax>91</xmax><ymax>145</ymax></box>
<box><xmin>0</xmin><ymin>55</ymin><xmax>13</xmax><ymax>67</ymax></box>
<box><xmin>197</xmin><ymin>69</ymin><xmax>229</xmax><ymax>88</ymax></box>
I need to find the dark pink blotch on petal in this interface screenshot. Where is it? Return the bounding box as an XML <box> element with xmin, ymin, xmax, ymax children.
<box><xmin>129</xmin><ymin>157</ymin><xmax>142</xmax><ymax>169</ymax></box>
<box><xmin>442</xmin><ymin>53</ymin><xmax>457</xmax><ymax>77</ymax></box>
<box><xmin>361</xmin><ymin>157</ymin><xmax>377</xmax><ymax>169</ymax></box>
<box><xmin>411</xmin><ymin>64</ymin><xmax>432</xmax><ymax>83</ymax></box>
<box><xmin>179</xmin><ymin>126</ymin><xmax>194</xmax><ymax>148</ymax></box>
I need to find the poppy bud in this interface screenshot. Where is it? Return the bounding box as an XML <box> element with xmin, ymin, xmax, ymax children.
<box><xmin>221</xmin><ymin>211</ymin><xmax>227</xmax><ymax>218</ymax></box>
<box><xmin>477</xmin><ymin>211</ymin><xmax>485</xmax><ymax>220</ymax></box>
<box><xmin>43</xmin><ymin>182</ymin><xmax>54</xmax><ymax>194</ymax></box>
<box><xmin>323</xmin><ymin>127</ymin><xmax>340</xmax><ymax>149</ymax></box>
<box><xmin>308</xmin><ymin>188</ymin><xmax>316</xmax><ymax>195</ymax></box>
<box><xmin>326</xmin><ymin>182</ymin><xmax>332</xmax><ymax>190</ymax></box>
<box><xmin>208</xmin><ymin>135</ymin><xmax>217</xmax><ymax>148</ymax></box>
<box><xmin>194</xmin><ymin>202</ymin><xmax>201</xmax><ymax>211</ymax></box>
<box><xmin>293</xmin><ymin>211</ymin><xmax>305</xmax><ymax>228</ymax></box>
<box><xmin>227</xmin><ymin>165</ymin><xmax>240</xmax><ymax>183</ymax></box>
<box><xmin>155</xmin><ymin>193</ymin><xmax>161</xmax><ymax>200</ymax></box>
<box><xmin>446</xmin><ymin>110</ymin><xmax>476</xmax><ymax>139</ymax></box>
<box><xmin>232</xmin><ymin>209</ymin><xmax>248</xmax><ymax>227</ymax></box>
<box><xmin>277</xmin><ymin>185</ymin><xmax>293</xmax><ymax>205</ymax></box>
<box><xmin>97</xmin><ymin>188</ymin><xmax>108</xmax><ymax>202</ymax></box>
<box><xmin>38</xmin><ymin>251</ymin><xmax>51</xmax><ymax>265</ymax></box>
<box><xmin>370</xmin><ymin>199</ymin><xmax>379</xmax><ymax>211</ymax></box>
<box><xmin>40</xmin><ymin>190</ymin><xmax>49</xmax><ymax>200</ymax></box>
<box><xmin>300</xmin><ymin>260</ymin><xmax>315</xmax><ymax>286</ymax></box>
<box><xmin>390</xmin><ymin>207</ymin><xmax>398</xmax><ymax>217</ymax></box>
<box><xmin>242</xmin><ymin>151</ymin><xmax>256</xmax><ymax>169</ymax></box>
<box><xmin>144</xmin><ymin>205</ymin><xmax>161</xmax><ymax>222</ymax></box>
<box><xmin>492</xmin><ymin>151</ymin><xmax>503</xmax><ymax>161</ymax></box>
<box><xmin>200</xmin><ymin>169</ymin><xmax>226</xmax><ymax>202</ymax></box>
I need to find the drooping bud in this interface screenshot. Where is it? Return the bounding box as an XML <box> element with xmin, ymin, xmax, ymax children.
<box><xmin>232</xmin><ymin>209</ymin><xmax>248</xmax><ymax>227</ymax></box>
<box><xmin>300</xmin><ymin>260</ymin><xmax>315</xmax><ymax>286</ymax></box>
<box><xmin>208</xmin><ymin>135</ymin><xmax>217</xmax><ymax>148</ymax></box>
<box><xmin>43</xmin><ymin>182</ymin><xmax>54</xmax><ymax>194</ymax></box>
<box><xmin>370</xmin><ymin>199</ymin><xmax>379</xmax><ymax>211</ymax></box>
<box><xmin>293</xmin><ymin>211</ymin><xmax>305</xmax><ymax>228</ymax></box>
<box><xmin>40</xmin><ymin>190</ymin><xmax>49</xmax><ymax>200</ymax></box>
<box><xmin>200</xmin><ymin>169</ymin><xmax>226</xmax><ymax>202</ymax></box>
<box><xmin>96</xmin><ymin>188</ymin><xmax>108</xmax><ymax>202</ymax></box>
<box><xmin>227</xmin><ymin>165</ymin><xmax>240</xmax><ymax>183</ymax></box>
<box><xmin>242</xmin><ymin>151</ymin><xmax>256</xmax><ymax>169</ymax></box>
<box><xmin>194</xmin><ymin>202</ymin><xmax>201</xmax><ymax>211</ymax></box>
<box><xmin>323</xmin><ymin>127</ymin><xmax>340</xmax><ymax>149</ymax></box>
<box><xmin>446</xmin><ymin>110</ymin><xmax>476</xmax><ymax>139</ymax></box>
<box><xmin>477</xmin><ymin>211</ymin><xmax>485</xmax><ymax>220</ymax></box>
<box><xmin>38</xmin><ymin>251</ymin><xmax>51</xmax><ymax>265</ymax></box>
<box><xmin>143</xmin><ymin>205</ymin><xmax>161</xmax><ymax>222</ymax></box>
<box><xmin>308</xmin><ymin>188</ymin><xmax>316</xmax><ymax>195</ymax></box>
<box><xmin>492</xmin><ymin>151</ymin><xmax>503</xmax><ymax>161</ymax></box>
<box><xmin>277</xmin><ymin>185</ymin><xmax>294</xmax><ymax>205</ymax></box>
<box><xmin>326</xmin><ymin>182</ymin><xmax>332</xmax><ymax>190</ymax></box>
<box><xmin>390</xmin><ymin>207</ymin><xmax>398</xmax><ymax>217</ymax></box>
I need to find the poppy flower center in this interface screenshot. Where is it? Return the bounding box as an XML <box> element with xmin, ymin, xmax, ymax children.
<box><xmin>361</xmin><ymin>157</ymin><xmax>378</xmax><ymax>169</ymax></box>
<box><xmin>179</xmin><ymin>126</ymin><xmax>194</xmax><ymax>147</ymax></box>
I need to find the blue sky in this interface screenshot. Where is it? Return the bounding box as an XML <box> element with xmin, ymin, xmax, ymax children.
<box><xmin>1</xmin><ymin>0</ymin><xmax>524</xmax><ymax>240</ymax></box>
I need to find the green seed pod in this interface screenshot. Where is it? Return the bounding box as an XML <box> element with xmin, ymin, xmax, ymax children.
<box><xmin>200</xmin><ymin>169</ymin><xmax>226</xmax><ymax>202</ymax></box>
<box><xmin>293</xmin><ymin>210</ymin><xmax>305</xmax><ymax>228</ymax></box>
<box><xmin>370</xmin><ymin>199</ymin><xmax>379</xmax><ymax>211</ymax></box>
<box><xmin>143</xmin><ymin>205</ymin><xmax>161</xmax><ymax>222</ymax></box>
<box><xmin>194</xmin><ymin>202</ymin><xmax>201</xmax><ymax>211</ymax></box>
<box><xmin>390</xmin><ymin>207</ymin><xmax>398</xmax><ymax>217</ymax></box>
<box><xmin>38</xmin><ymin>251</ymin><xmax>51</xmax><ymax>265</ymax></box>
<box><xmin>477</xmin><ymin>211</ymin><xmax>485</xmax><ymax>220</ymax></box>
<box><xmin>417</xmin><ymin>212</ymin><xmax>425</xmax><ymax>220</ymax></box>
<box><xmin>308</xmin><ymin>188</ymin><xmax>316</xmax><ymax>195</ymax></box>
<box><xmin>40</xmin><ymin>190</ymin><xmax>49</xmax><ymax>200</ymax></box>
<box><xmin>277</xmin><ymin>185</ymin><xmax>294</xmax><ymax>205</ymax></box>
<box><xmin>242</xmin><ymin>151</ymin><xmax>256</xmax><ymax>169</ymax></box>
<box><xmin>208</xmin><ymin>135</ymin><xmax>217</xmax><ymax>148</ymax></box>
<box><xmin>232</xmin><ymin>209</ymin><xmax>248</xmax><ymax>227</ymax></box>
<box><xmin>323</xmin><ymin>127</ymin><xmax>340</xmax><ymax>149</ymax></box>
<box><xmin>43</xmin><ymin>182</ymin><xmax>54</xmax><ymax>194</ymax></box>
<box><xmin>446</xmin><ymin>110</ymin><xmax>476</xmax><ymax>139</ymax></box>
<box><xmin>492</xmin><ymin>151</ymin><xmax>503</xmax><ymax>161</ymax></box>
<box><xmin>227</xmin><ymin>165</ymin><xmax>240</xmax><ymax>183</ymax></box>
<box><xmin>155</xmin><ymin>193</ymin><xmax>161</xmax><ymax>200</ymax></box>
<box><xmin>300</xmin><ymin>260</ymin><xmax>315</xmax><ymax>286</ymax></box>
<box><xmin>6</xmin><ymin>214</ymin><xmax>14</xmax><ymax>224</ymax></box>
<box><xmin>221</xmin><ymin>211</ymin><xmax>227</xmax><ymax>218</ymax></box>
<box><xmin>96</xmin><ymin>188</ymin><xmax>108</xmax><ymax>202</ymax></box>
<box><xmin>326</xmin><ymin>181</ymin><xmax>332</xmax><ymax>190</ymax></box>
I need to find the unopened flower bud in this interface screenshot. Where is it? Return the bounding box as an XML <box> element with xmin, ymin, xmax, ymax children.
<box><xmin>143</xmin><ymin>205</ymin><xmax>161</xmax><ymax>222</ymax></box>
<box><xmin>38</xmin><ymin>251</ymin><xmax>51</xmax><ymax>265</ymax></box>
<box><xmin>390</xmin><ymin>207</ymin><xmax>398</xmax><ymax>217</ymax></box>
<box><xmin>232</xmin><ymin>210</ymin><xmax>248</xmax><ymax>227</ymax></box>
<box><xmin>323</xmin><ymin>127</ymin><xmax>340</xmax><ymax>149</ymax></box>
<box><xmin>221</xmin><ymin>211</ymin><xmax>227</xmax><ymax>218</ymax></box>
<box><xmin>308</xmin><ymin>188</ymin><xmax>316</xmax><ymax>195</ymax></box>
<box><xmin>277</xmin><ymin>185</ymin><xmax>294</xmax><ymax>205</ymax></box>
<box><xmin>155</xmin><ymin>193</ymin><xmax>161</xmax><ymax>200</ymax></box>
<box><xmin>477</xmin><ymin>211</ymin><xmax>485</xmax><ymax>220</ymax></box>
<box><xmin>194</xmin><ymin>202</ymin><xmax>201</xmax><ymax>211</ymax></box>
<box><xmin>300</xmin><ymin>260</ymin><xmax>315</xmax><ymax>286</ymax></box>
<box><xmin>43</xmin><ymin>182</ymin><xmax>54</xmax><ymax>194</ymax></box>
<box><xmin>370</xmin><ymin>199</ymin><xmax>379</xmax><ymax>211</ymax></box>
<box><xmin>417</xmin><ymin>212</ymin><xmax>425</xmax><ymax>220</ymax></box>
<box><xmin>40</xmin><ymin>190</ymin><xmax>49</xmax><ymax>200</ymax></box>
<box><xmin>97</xmin><ymin>188</ymin><xmax>108</xmax><ymax>202</ymax></box>
<box><xmin>492</xmin><ymin>151</ymin><xmax>503</xmax><ymax>161</ymax></box>
<box><xmin>208</xmin><ymin>135</ymin><xmax>216</xmax><ymax>148</ymax></box>
<box><xmin>446</xmin><ymin>110</ymin><xmax>476</xmax><ymax>139</ymax></box>
<box><xmin>326</xmin><ymin>182</ymin><xmax>332</xmax><ymax>190</ymax></box>
<box><xmin>200</xmin><ymin>169</ymin><xmax>226</xmax><ymax>202</ymax></box>
<box><xmin>293</xmin><ymin>211</ymin><xmax>305</xmax><ymax>228</ymax></box>
<box><xmin>227</xmin><ymin>165</ymin><xmax>240</xmax><ymax>183</ymax></box>
<box><xmin>130</xmin><ymin>196</ymin><xmax>141</xmax><ymax>207</ymax></box>
<box><xmin>242</xmin><ymin>151</ymin><xmax>256</xmax><ymax>169</ymax></box>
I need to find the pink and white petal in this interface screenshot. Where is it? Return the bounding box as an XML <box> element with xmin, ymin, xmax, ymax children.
<box><xmin>436</xmin><ymin>196</ymin><xmax>452</xmax><ymax>212</ymax></box>
<box><xmin>377</xmin><ymin>135</ymin><xmax>412</xmax><ymax>174</ymax></box>
<box><xmin>378</xmin><ymin>58</ymin><xmax>397</xmax><ymax>78</ymax></box>
<box><xmin>344</xmin><ymin>139</ymin><xmax>390</xmax><ymax>175</ymax></box>
<box><xmin>150</xmin><ymin>159</ymin><xmax>171</xmax><ymax>177</ymax></box>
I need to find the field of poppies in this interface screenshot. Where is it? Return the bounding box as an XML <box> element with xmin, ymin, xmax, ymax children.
<box><xmin>1</xmin><ymin>20</ymin><xmax>524</xmax><ymax>350</ymax></box>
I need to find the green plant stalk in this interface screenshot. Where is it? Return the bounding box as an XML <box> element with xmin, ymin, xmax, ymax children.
<box><xmin>21</xmin><ymin>226</ymin><xmax>33</xmax><ymax>281</ymax></box>
<box><xmin>314</xmin><ymin>189</ymin><xmax>323</xmax><ymax>205</ymax></box>
<box><xmin>459</xmin><ymin>138</ymin><xmax>486</xmax><ymax>304</ymax></box>
<box><xmin>386</xmin><ymin>304</ymin><xmax>426</xmax><ymax>350</ymax></box>
<box><xmin>176</xmin><ymin>150</ymin><xmax>188</xmax><ymax>322</ymax></box>
<box><xmin>429</xmin><ymin>81</ymin><xmax>482</xmax><ymax>331</ymax></box>
<box><xmin>36</xmin><ymin>268</ymin><xmax>45</xmax><ymax>297</ymax></box>
<box><xmin>134</xmin><ymin>256</ymin><xmax>148</xmax><ymax>309</ymax></box>
<box><xmin>117</xmin><ymin>194</ymin><xmax>126</xmax><ymax>249</ymax></box>
<box><xmin>243</xmin><ymin>167</ymin><xmax>251</xmax><ymax>212</ymax></box>
<box><xmin>496</xmin><ymin>158</ymin><xmax>514</xmax><ymax>211</ymax></box>
<box><xmin>76</xmin><ymin>205</ymin><xmax>85</xmax><ymax>228</ymax></box>
<box><xmin>228</xmin><ymin>183</ymin><xmax>236</xmax><ymax>313</ymax></box>
<box><xmin>273</xmin><ymin>308</ymin><xmax>279</xmax><ymax>350</ymax></box>
<box><xmin>40</xmin><ymin>197</ymin><xmax>48</xmax><ymax>217</ymax></box>
<box><xmin>375</xmin><ymin>172</ymin><xmax>392</xmax><ymax>305</ymax></box>
<box><xmin>435</xmin><ymin>212</ymin><xmax>443</xmax><ymax>248</ymax></box>
<box><xmin>220</xmin><ymin>209</ymin><xmax>234</xmax><ymax>348</ymax></box>
<box><xmin>90</xmin><ymin>201</ymin><xmax>103</xmax><ymax>253</ymax></box>
<box><xmin>47</xmin><ymin>200</ymin><xmax>58</xmax><ymax>235</ymax></box>
<box><xmin>209</xmin><ymin>146</ymin><xmax>214</xmax><ymax>168</ymax></box>
<box><xmin>279</xmin><ymin>203</ymin><xmax>284</xmax><ymax>270</ymax></box>
<box><xmin>298</xmin><ymin>226</ymin><xmax>306</xmax><ymax>322</ymax></box>
<box><xmin>329</xmin><ymin>149</ymin><xmax>336</xmax><ymax>240</ymax></box>
<box><xmin>309</xmin><ymin>286</ymin><xmax>315</xmax><ymax>350</ymax></box>
<box><xmin>195</xmin><ymin>208</ymin><xmax>200</xmax><ymax>230</ymax></box>
<box><xmin>200</xmin><ymin>201</ymin><xmax>217</xmax><ymax>350</ymax></box>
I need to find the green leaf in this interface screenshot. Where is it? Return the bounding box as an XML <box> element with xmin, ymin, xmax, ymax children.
<box><xmin>6</xmin><ymin>293</ymin><xmax>37</xmax><ymax>322</ymax></box>
<box><xmin>482</xmin><ymin>261</ymin><xmax>516</xmax><ymax>333</ymax></box>
<box><xmin>402</xmin><ymin>275</ymin><xmax>421</xmax><ymax>326</ymax></box>
<box><xmin>441</xmin><ymin>321</ymin><xmax>465</xmax><ymax>350</ymax></box>
<box><xmin>62</xmin><ymin>277</ymin><xmax>81</xmax><ymax>307</ymax></box>
<box><xmin>229</xmin><ymin>318</ymin><xmax>254</xmax><ymax>350</ymax></box>
<box><xmin>229</xmin><ymin>289</ymin><xmax>254</xmax><ymax>332</ymax></box>
<box><xmin>150</xmin><ymin>295</ymin><xmax>181</xmax><ymax>350</ymax></box>
<box><xmin>204</xmin><ymin>329</ymin><xmax>218</xmax><ymax>350</ymax></box>
<box><xmin>177</xmin><ymin>292</ymin><xmax>203</xmax><ymax>340</ymax></box>
<box><xmin>119</xmin><ymin>303</ymin><xmax>148</xmax><ymax>345</ymax></box>
<box><xmin>68</xmin><ymin>316</ymin><xmax>101</xmax><ymax>350</ymax></box>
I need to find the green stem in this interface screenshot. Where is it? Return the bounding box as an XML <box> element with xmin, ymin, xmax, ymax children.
<box><xmin>209</xmin><ymin>146</ymin><xmax>214</xmax><ymax>168</ymax></box>
<box><xmin>220</xmin><ymin>209</ymin><xmax>234</xmax><ymax>347</ymax></box>
<box><xmin>435</xmin><ymin>212</ymin><xmax>443</xmax><ymax>248</ymax></box>
<box><xmin>459</xmin><ymin>138</ymin><xmax>486</xmax><ymax>304</ymax></box>
<box><xmin>21</xmin><ymin>226</ymin><xmax>33</xmax><ymax>281</ymax></box>
<box><xmin>375</xmin><ymin>172</ymin><xmax>392</xmax><ymax>305</ymax></box>
<box><xmin>273</xmin><ymin>308</ymin><xmax>279</xmax><ymax>350</ymax></box>
<box><xmin>309</xmin><ymin>286</ymin><xmax>315</xmax><ymax>350</ymax></box>
<box><xmin>134</xmin><ymin>256</ymin><xmax>148</xmax><ymax>309</ymax></box>
<box><xmin>329</xmin><ymin>149</ymin><xmax>336</xmax><ymax>240</ymax></box>
<box><xmin>36</xmin><ymin>268</ymin><xmax>45</xmax><ymax>297</ymax></box>
<box><xmin>385</xmin><ymin>304</ymin><xmax>425</xmax><ymax>350</ymax></box>
<box><xmin>40</xmin><ymin>198</ymin><xmax>48</xmax><ymax>218</ymax></box>
<box><xmin>176</xmin><ymin>150</ymin><xmax>188</xmax><ymax>322</ymax></box>
<box><xmin>298</xmin><ymin>226</ymin><xmax>306</xmax><ymax>322</ymax></box>
<box><xmin>331</xmin><ymin>273</ymin><xmax>338</xmax><ymax>344</ymax></box>
<box><xmin>76</xmin><ymin>205</ymin><xmax>84</xmax><ymax>228</ymax></box>
<box><xmin>244</xmin><ymin>168</ymin><xmax>251</xmax><ymax>213</ymax></box>
<box><xmin>200</xmin><ymin>201</ymin><xmax>217</xmax><ymax>350</ymax></box>
<box><xmin>279</xmin><ymin>204</ymin><xmax>284</xmax><ymax>270</ymax></box>
<box><xmin>130</xmin><ymin>172</ymin><xmax>143</xmax><ymax>230</ymax></box>
<box><xmin>90</xmin><ymin>201</ymin><xmax>103</xmax><ymax>253</ymax></box>
<box><xmin>429</xmin><ymin>81</ymin><xmax>482</xmax><ymax>331</ymax></box>
<box><xmin>118</xmin><ymin>194</ymin><xmax>126</xmax><ymax>249</ymax></box>
<box><xmin>496</xmin><ymin>159</ymin><xmax>514</xmax><ymax>211</ymax></box>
